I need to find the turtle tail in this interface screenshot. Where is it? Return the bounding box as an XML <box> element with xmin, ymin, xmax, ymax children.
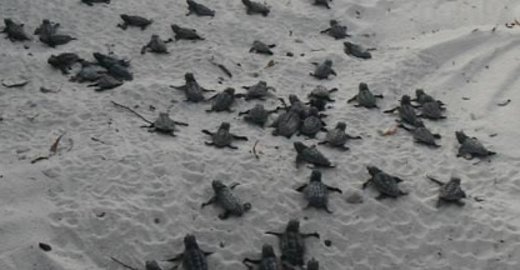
<box><xmin>243</xmin><ymin>203</ymin><xmax>252</xmax><ymax>212</ymax></box>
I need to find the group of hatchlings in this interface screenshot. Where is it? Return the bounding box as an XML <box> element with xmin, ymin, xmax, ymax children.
<box><xmin>2</xmin><ymin>0</ymin><xmax>498</xmax><ymax>269</ymax></box>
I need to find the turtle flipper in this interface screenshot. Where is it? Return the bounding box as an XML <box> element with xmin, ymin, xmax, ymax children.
<box><xmin>204</xmin><ymin>141</ymin><xmax>215</xmax><ymax>146</ymax></box>
<box><xmin>218</xmin><ymin>211</ymin><xmax>230</xmax><ymax>220</ymax></box>
<box><xmin>326</xmin><ymin>186</ymin><xmax>342</xmax><ymax>193</ymax></box>
<box><xmin>339</xmin><ymin>145</ymin><xmax>350</xmax><ymax>151</ymax></box>
<box><xmin>320</xmin><ymin>28</ymin><xmax>331</xmax><ymax>34</ymax></box>
<box><xmin>170</xmin><ymin>84</ymin><xmax>187</xmax><ymax>91</ymax></box>
<box><xmin>232</xmin><ymin>134</ymin><xmax>248</xmax><ymax>141</ymax></box>
<box><xmin>302</xmin><ymin>232</ymin><xmax>320</xmax><ymax>239</ymax></box>
<box><xmin>226</xmin><ymin>144</ymin><xmax>238</xmax><ymax>150</ymax></box>
<box><xmin>324</xmin><ymin>206</ymin><xmax>333</xmax><ymax>214</ymax></box>
<box><xmin>201</xmin><ymin>196</ymin><xmax>216</xmax><ymax>208</ymax></box>
<box><xmin>361</xmin><ymin>179</ymin><xmax>371</xmax><ymax>189</ymax></box>
<box><xmin>201</xmin><ymin>129</ymin><xmax>214</xmax><ymax>136</ymax></box>
<box><xmin>317</xmin><ymin>140</ymin><xmax>328</xmax><ymax>145</ymax></box>
<box><xmin>295</xmin><ymin>184</ymin><xmax>308</xmax><ymax>192</ymax></box>
<box><xmin>375</xmin><ymin>193</ymin><xmax>388</xmax><ymax>200</ymax></box>
<box><xmin>174</xmin><ymin>121</ymin><xmax>189</xmax><ymax>126</ymax></box>
<box><xmin>265</xmin><ymin>231</ymin><xmax>283</xmax><ymax>237</ymax></box>
<box><xmin>347</xmin><ymin>95</ymin><xmax>357</xmax><ymax>103</ymax></box>
<box><xmin>165</xmin><ymin>253</ymin><xmax>183</xmax><ymax>262</ymax></box>
<box><xmin>347</xmin><ymin>134</ymin><xmax>362</xmax><ymax>140</ymax></box>
<box><xmin>426</xmin><ymin>176</ymin><xmax>444</xmax><ymax>186</ymax></box>
<box><xmin>383</xmin><ymin>107</ymin><xmax>398</xmax><ymax>113</ymax></box>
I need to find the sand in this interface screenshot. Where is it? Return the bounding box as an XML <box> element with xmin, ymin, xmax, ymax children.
<box><xmin>1</xmin><ymin>0</ymin><xmax>520</xmax><ymax>269</ymax></box>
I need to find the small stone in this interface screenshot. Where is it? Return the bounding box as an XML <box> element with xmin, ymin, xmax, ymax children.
<box><xmin>286</xmin><ymin>52</ymin><xmax>294</xmax><ymax>57</ymax></box>
<box><xmin>39</xmin><ymin>242</ymin><xmax>52</xmax><ymax>252</ymax></box>
<box><xmin>324</xmin><ymin>239</ymin><xmax>332</xmax><ymax>246</ymax></box>
<box><xmin>345</xmin><ymin>189</ymin><xmax>363</xmax><ymax>204</ymax></box>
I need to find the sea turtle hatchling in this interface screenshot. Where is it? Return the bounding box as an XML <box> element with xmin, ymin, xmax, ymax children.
<box><xmin>313</xmin><ymin>0</ymin><xmax>332</xmax><ymax>9</ymax></box>
<box><xmin>427</xmin><ymin>176</ymin><xmax>467</xmax><ymax>208</ymax></box>
<box><xmin>307</xmin><ymin>85</ymin><xmax>337</xmax><ymax>111</ymax></box>
<box><xmin>201</xmin><ymin>180</ymin><xmax>252</xmax><ymax>219</ymax></box>
<box><xmin>455</xmin><ymin>131</ymin><xmax>496</xmax><ymax>160</ymax></box>
<box><xmin>186</xmin><ymin>0</ymin><xmax>215</xmax><ymax>17</ymax></box>
<box><xmin>242</xmin><ymin>0</ymin><xmax>270</xmax><ymax>16</ymax></box>
<box><xmin>70</xmin><ymin>60</ymin><xmax>106</xmax><ymax>82</ymax></box>
<box><xmin>34</xmin><ymin>20</ymin><xmax>76</xmax><ymax>47</ymax></box>
<box><xmin>298</xmin><ymin>107</ymin><xmax>327</xmax><ymax>138</ymax></box>
<box><xmin>362</xmin><ymin>166</ymin><xmax>407</xmax><ymax>200</ymax></box>
<box><xmin>318</xmin><ymin>121</ymin><xmax>361</xmax><ymax>151</ymax></box>
<box><xmin>310</xmin><ymin>60</ymin><xmax>337</xmax><ymax>80</ymax></box>
<box><xmin>81</xmin><ymin>0</ymin><xmax>110</xmax><ymax>6</ymax></box>
<box><xmin>384</xmin><ymin>95</ymin><xmax>424</xmax><ymax>127</ymax></box>
<box><xmin>412</xmin><ymin>89</ymin><xmax>445</xmax><ymax>107</ymax></box>
<box><xmin>242</xmin><ymin>244</ymin><xmax>281</xmax><ymax>270</ymax></box>
<box><xmin>270</xmin><ymin>107</ymin><xmax>301</xmax><ymax>138</ymax></box>
<box><xmin>171</xmin><ymin>24</ymin><xmax>204</xmax><ymax>40</ymax></box>
<box><xmin>165</xmin><ymin>234</ymin><xmax>213</xmax><ymax>270</ymax></box>
<box><xmin>117</xmin><ymin>14</ymin><xmax>153</xmax><ymax>30</ymax></box>
<box><xmin>142</xmin><ymin>112</ymin><xmax>189</xmax><ymax>136</ymax></box>
<box><xmin>320</xmin><ymin>20</ymin><xmax>350</xmax><ymax>39</ymax></box>
<box><xmin>295</xmin><ymin>170</ymin><xmax>342</xmax><ymax>213</ymax></box>
<box><xmin>206</xmin><ymin>88</ymin><xmax>238</xmax><ymax>113</ymax></box>
<box><xmin>87</xmin><ymin>74</ymin><xmax>123</xmax><ymax>91</ymax></box>
<box><xmin>418</xmin><ymin>101</ymin><xmax>446</xmax><ymax>120</ymax></box>
<box><xmin>398</xmin><ymin>122</ymin><xmax>441</xmax><ymax>148</ymax></box>
<box><xmin>170</xmin><ymin>73</ymin><xmax>215</xmax><ymax>102</ymax></box>
<box><xmin>238</xmin><ymin>81</ymin><xmax>276</xmax><ymax>101</ymax></box>
<box><xmin>2</xmin><ymin>19</ymin><xmax>30</xmax><ymax>42</ymax></box>
<box><xmin>279</xmin><ymin>94</ymin><xmax>312</xmax><ymax>117</ymax></box>
<box><xmin>249</xmin><ymin>40</ymin><xmax>276</xmax><ymax>55</ymax></box>
<box><xmin>93</xmin><ymin>52</ymin><xmax>130</xmax><ymax>69</ymax></box>
<box><xmin>265</xmin><ymin>219</ymin><xmax>320</xmax><ymax>267</ymax></box>
<box><xmin>344</xmin><ymin>41</ymin><xmax>372</xmax><ymax>59</ymax></box>
<box><xmin>47</xmin><ymin>53</ymin><xmax>82</xmax><ymax>74</ymax></box>
<box><xmin>34</xmin><ymin>19</ymin><xmax>59</xmax><ymax>37</ymax></box>
<box><xmin>202</xmin><ymin>122</ymin><xmax>248</xmax><ymax>149</ymax></box>
<box><xmin>239</xmin><ymin>104</ymin><xmax>278</xmax><ymax>127</ymax></box>
<box><xmin>141</xmin><ymin>34</ymin><xmax>172</xmax><ymax>54</ymax></box>
<box><xmin>347</xmin><ymin>82</ymin><xmax>383</xmax><ymax>109</ymax></box>
<box><xmin>294</xmin><ymin>142</ymin><xmax>334</xmax><ymax>168</ymax></box>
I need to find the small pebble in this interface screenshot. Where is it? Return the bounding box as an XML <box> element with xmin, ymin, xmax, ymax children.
<box><xmin>39</xmin><ymin>242</ymin><xmax>52</xmax><ymax>252</ymax></box>
<box><xmin>286</xmin><ymin>52</ymin><xmax>294</xmax><ymax>57</ymax></box>
<box><xmin>324</xmin><ymin>239</ymin><xmax>332</xmax><ymax>247</ymax></box>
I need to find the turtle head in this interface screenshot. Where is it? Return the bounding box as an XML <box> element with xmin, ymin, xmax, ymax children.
<box><xmin>93</xmin><ymin>52</ymin><xmax>104</xmax><ymax>62</ymax></box>
<box><xmin>415</xmin><ymin>89</ymin><xmax>425</xmax><ymax>97</ymax></box>
<box><xmin>286</xmin><ymin>219</ymin><xmax>300</xmax><ymax>232</ymax></box>
<box><xmin>288</xmin><ymin>94</ymin><xmax>299</xmax><ymax>104</ymax></box>
<box><xmin>310</xmin><ymin>170</ymin><xmax>322</xmax><ymax>182</ymax></box>
<box><xmin>47</xmin><ymin>55</ymin><xmax>59</xmax><ymax>65</ymax></box>
<box><xmin>450</xmin><ymin>177</ymin><xmax>462</xmax><ymax>185</ymax></box>
<box><xmin>219</xmin><ymin>122</ymin><xmax>231</xmax><ymax>131</ymax></box>
<box><xmin>359</xmin><ymin>82</ymin><xmax>368</xmax><ymax>92</ymax></box>
<box><xmin>336</xmin><ymin>121</ymin><xmax>347</xmax><ymax>131</ymax></box>
<box><xmin>455</xmin><ymin>131</ymin><xmax>468</xmax><ymax>144</ymax></box>
<box><xmin>258</xmin><ymin>80</ymin><xmax>267</xmax><ymax>86</ymax></box>
<box><xmin>224</xmin><ymin>87</ymin><xmax>235</xmax><ymax>95</ymax></box>
<box><xmin>307</xmin><ymin>258</ymin><xmax>319</xmax><ymax>270</ymax></box>
<box><xmin>242</xmin><ymin>0</ymin><xmax>251</xmax><ymax>5</ymax></box>
<box><xmin>261</xmin><ymin>244</ymin><xmax>275</xmax><ymax>258</ymax></box>
<box><xmin>158</xmin><ymin>112</ymin><xmax>169</xmax><ymax>119</ymax></box>
<box><xmin>415</xmin><ymin>121</ymin><xmax>425</xmax><ymax>128</ymax></box>
<box><xmin>183</xmin><ymin>234</ymin><xmax>199</xmax><ymax>249</ymax></box>
<box><xmin>151</xmin><ymin>34</ymin><xmax>160</xmax><ymax>39</ymax></box>
<box><xmin>42</xmin><ymin>19</ymin><xmax>50</xmax><ymax>25</ymax></box>
<box><xmin>367</xmin><ymin>166</ymin><xmax>381</xmax><ymax>176</ymax></box>
<box><xmin>171</xmin><ymin>24</ymin><xmax>180</xmax><ymax>31</ymax></box>
<box><xmin>293</xmin><ymin>142</ymin><xmax>307</xmax><ymax>153</ymax></box>
<box><xmin>185</xmin><ymin>72</ymin><xmax>195</xmax><ymax>81</ymax></box>
<box><xmin>120</xmin><ymin>14</ymin><xmax>129</xmax><ymax>20</ymax></box>
<box><xmin>324</xmin><ymin>59</ymin><xmax>333</xmax><ymax>67</ymax></box>
<box><xmin>4</xmin><ymin>19</ymin><xmax>14</xmax><ymax>26</ymax></box>
<box><xmin>400</xmin><ymin>95</ymin><xmax>411</xmax><ymax>105</ymax></box>
<box><xmin>211</xmin><ymin>180</ymin><xmax>226</xmax><ymax>191</ymax></box>
<box><xmin>330</xmin><ymin>20</ymin><xmax>338</xmax><ymax>26</ymax></box>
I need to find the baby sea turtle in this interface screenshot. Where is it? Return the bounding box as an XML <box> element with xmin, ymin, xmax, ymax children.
<box><xmin>34</xmin><ymin>20</ymin><xmax>76</xmax><ymax>47</ymax></box>
<box><xmin>307</xmin><ymin>85</ymin><xmax>337</xmax><ymax>111</ymax></box>
<box><xmin>455</xmin><ymin>131</ymin><xmax>496</xmax><ymax>160</ymax></box>
<box><xmin>398</xmin><ymin>123</ymin><xmax>441</xmax><ymax>148</ymax></box>
<box><xmin>249</xmin><ymin>40</ymin><xmax>276</xmax><ymax>55</ymax></box>
<box><xmin>384</xmin><ymin>95</ymin><xmax>424</xmax><ymax>127</ymax></box>
<box><xmin>2</xmin><ymin>19</ymin><xmax>30</xmax><ymax>42</ymax></box>
<box><xmin>117</xmin><ymin>14</ymin><xmax>153</xmax><ymax>30</ymax></box>
<box><xmin>171</xmin><ymin>24</ymin><xmax>204</xmax><ymax>40</ymax></box>
<box><xmin>48</xmin><ymin>53</ymin><xmax>82</xmax><ymax>74</ymax></box>
<box><xmin>279</xmin><ymin>94</ymin><xmax>311</xmax><ymax>117</ymax></box>
<box><xmin>87</xmin><ymin>74</ymin><xmax>123</xmax><ymax>91</ymax></box>
<box><xmin>206</xmin><ymin>88</ymin><xmax>238</xmax><ymax>113</ymax></box>
<box><xmin>307</xmin><ymin>258</ymin><xmax>319</xmax><ymax>270</ymax></box>
<box><xmin>320</xmin><ymin>20</ymin><xmax>350</xmax><ymax>39</ymax></box>
<box><xmin>298</xmin><ymin>107</ymin><xmax>327</xmax><ymax>138</ymax></box>
<box><xmin>427</xmin><ymin>176</ymin><xmax>467</xmax><ymax>208</ymax></box>
<box><xmin>239</xmin><ymin>81</ymin><xmax>276</xmax><ymax>101</ymax></box>
<box><xmin>201</xmin><ymin>180</ymin><xmax>251</xmax><ymax>219</ymax></box>
<box><xmin>419</xmin><ymin>101</ymin><xmax>446</xmax><ymax>120</ymax></box>
<box><xmin>313</xmin><ymin>0</ymin><xmax>331</xmax><ymax>9</ymax></box>
<box><xmin>242</xmin><ymin>244</ymin><xmax>281</xmax><ymax>270</ymax></box>
<box><xmin>171</xmin><ymin>73</ymin><xmax>215</xmax><ymax>102</ymax></box>
<box><xmin>106</xmin><ymin>63</ymin><xmax>133</xmax><ymax>81</ymax></box>
<box><xmin>202</xmin><ymin>122</ymin><xmax>248</xmax><ymax>149</ymax></box>
<box><xmin>142</xmin><ymin>112</ymin><xmax>189</xmax><ymax>136</ymax></box>
<box><xmin>141</xmin><ymin>34</ymin><xmax>172</xmax><ymax>54</ymax></box>
<box><xmin>412</xmin><ymin>89</ymin><xmax>445</xmax><ymax>107</ymax></box>
<box><xmin>344</xmin><ymin>41</ymin><xmax>372</xmax><ymax>59</ymax></box>
<box><xmin>295</xmin><ymin>170</ymin><xmax>342</xmax><ymax>213</ymax></box>
<box><xmin>242</xmin><ymin>0</ymin><xmax>270</xmax><ymax>16</ymax></box>
<box><xmin>165</xmin><ymin>234</ymin><xmax>213</xmax><ymax>270</ymax></box>
<box><xmin>70</xmin><ymin>60</ymin><xmax>106</xmax><ymax>82</ymax></box>
<box><xmin>186</xmin><ymin>0</ymin><xmax>215</xmax><ymax>17</ymax></box>
<box><xmin>270</xmin><ymin>107</ymin><xmax>301</xmax><ymax>138</ymax></box>
<box><xmin>239</xmin><ymin>104</ymin><xmax>278</xmax><ymax>127</ymax></box>
<box><xmin>81</xmin><ymin>0</ymin><xmax>110</xmax><ymax>6</ymax></box>
<box><xmin>318</xmin><ymin>121</ymin><xmax>361</xmax><ymax>151</ymax></box>
<box><xmin>362</xmin><ymin>166</ymin><xmax>407</xmax><ymax>200</ymax></box>
<box><xmin>310</xmin><ymin>60</ymin><xmax>336</xmax><ymax>80</ymax></box>
<box><xmin>347</xmin><ymin>82</ymin><xmax>383</xmax><ymax>109</ymax></box>
<box><xmin>265</xmin><ymin>219</ymin><xmax>320</xmax><ymax>267</ymax></box>
<box><xmin>93</xmin><ymin>52</ymin><xmax>130</xmax><ymax>68</ymax></box>
<box><xmin>294</xmin><ymin>142</ymin><xmax>334</xmax><ymax>168</ymax></box>
<box><xmin>34</xmin><ymin>19</ymin><xmax>59</xmax><ymax>37</ymax></box>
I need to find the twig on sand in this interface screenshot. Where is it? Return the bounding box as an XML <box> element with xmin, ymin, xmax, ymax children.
<box><xmin>111</xmin><ymin>101</ymin><xmax>152</xmax><ymax>124</ymax></box>
<box><xmin>497</xmin><ymin>99</ymin><xmax>511</xmax><ymax>107</ymax></box>
<box><xmin>30</xmin><ymin>156</ymin><xmax>48</xmax><ymax>164</ymax></box>
<box><xmin>209</xmin><ymin>57</ymin><xmax>232</xmax><ymax>78</ymax></box>
<box><xmin>252</xmin><ymin>140</ymin><xmax>260</xmax><ymax>159</ymax></box>
<box><xmin>49</xmin><ymin>133</ymin><xmax>65</xmax><ymax>155</ymax></box>
<box><xmin>110</xmin><ymin>257</ymin><xmax>139</xmax><ymax>270</ymax></box>
<box><xmin>1</xmin><ymin>79</ymin><xmax>29</xmax><ymax>88</ymax></box>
